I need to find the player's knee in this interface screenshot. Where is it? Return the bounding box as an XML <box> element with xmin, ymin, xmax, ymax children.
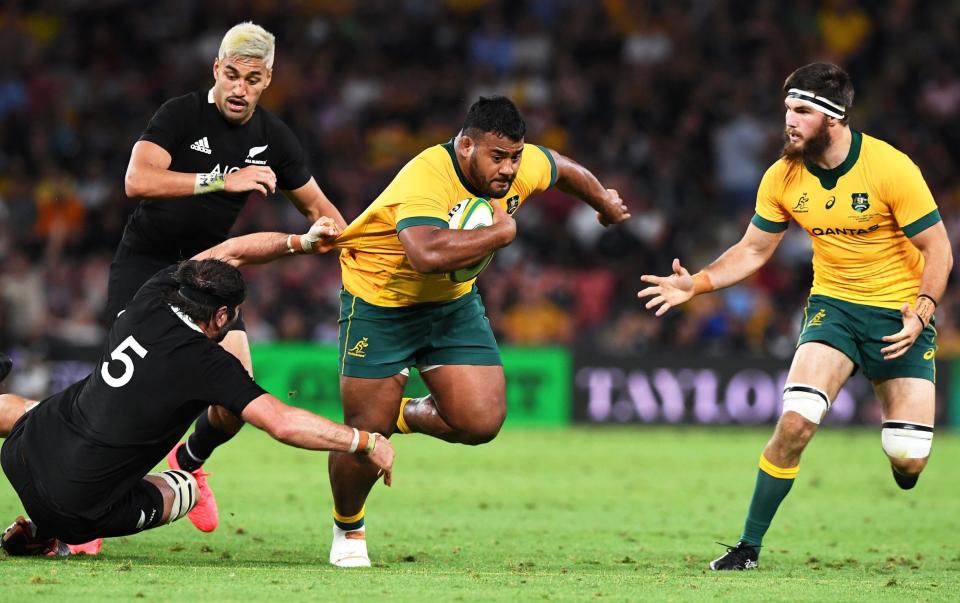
<box><xmin>781</xmin><ymin>384</ymin><xmax>830</xmax><ymax>427</ymax></box>
<box><xmin>890</xmin><ymin>456</ymin><xmax>928</xmax><ymax>476</ymax></box>
<box><xmin>452</xmin><ymin>406</ymin><xmax>505</xmax><ymax>446</ymax></box>
<box><xmin>155</xmin><ymin>470</ymin><xmax>199</xmax><ymax>524</ymax></box>
<box><xmin>882</xmin><ymin>421</ymin><xmax>933</xmax><ymax>474</ymax></box>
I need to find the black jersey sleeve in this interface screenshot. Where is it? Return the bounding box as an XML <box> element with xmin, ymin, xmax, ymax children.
<box><xmin>139</xmin><ymin>93</ymin><xmax>198</xmax><ymax>155</ymax></box>
<box><xmin>270</xmin><ymin>116</ymin><xmax>312</xmax><ymax>191</ymax></box>
<box><xmin>195</xmin><ymin>347</ymin><xmax>267</xmax><ymax>416</ymax></box>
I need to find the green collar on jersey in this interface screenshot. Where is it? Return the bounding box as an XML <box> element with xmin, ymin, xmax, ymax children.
<box><xmin>804</xmin><ymin>129</ymin><xmax>862</xmax><ymax>190</ymax></box>
<box><xmin>441</xmin><ymin>139</ymin><xmax>489</xmax><ymax>200</ymax></box>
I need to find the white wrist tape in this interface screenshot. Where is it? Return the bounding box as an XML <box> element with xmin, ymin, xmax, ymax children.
<box><xmin>348</xmin><ymin>427</ymin><xmax>360</xmax><ymax>453</ymax></box>
<box><xmin>194</xmin><ymin>172</ymin><xmax>225</xmax><ymax>195</ymax></box>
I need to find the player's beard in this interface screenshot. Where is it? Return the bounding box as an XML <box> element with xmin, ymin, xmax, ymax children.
<box><xmin>470</xmin><ymin>153</ymin><xmax>515</xmax><ymax>198</ymax></box>
<box><xmin>782</xmin><ymin>118</ymin><xmax>831</xmax><ymax>163</ymax></box>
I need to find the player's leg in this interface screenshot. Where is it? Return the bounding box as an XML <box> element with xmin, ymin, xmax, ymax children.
<box><xmin>711</xmin><ymin>341</ymin><xmax>854</xmax><ymax>570</ymax></box>
<box><xmin>860</xmin><ymin>306</ymin><xmax>937</xmax><ymax>490</ymax></box>
<box><xmin>404</xmin><ymin>365</ymin><xmax>506</xmax><ymax>444</ymax></box>
<box><xmin>167</xmin><ymin>329</ymin><xmax>250</xmax><ymax>532</ymax></box>
<box><xmin>398</xmin><ymin>287</ymin><xmax>505</xmax><ymax>443</ymax></box>
<box><xmin>328</xmin><ymin>373</ymin><xmax>406</xmax><ymax>567</ymax></box>
<box><xmin>874</xmin><ymin>378</ymin><xmax>935</xmax><ymax>489</ymax></box>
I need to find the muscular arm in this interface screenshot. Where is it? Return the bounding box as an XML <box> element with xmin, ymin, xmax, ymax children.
<box><xmin>398</xmin><ymin>203</ymin><xmax>516</xmax><ymax>273</ymax></box>
<box><xmin>124</xmin><ymin>140</ymin><xmax>196</xmax><ymax>198</ymax></box>
<box><xmin>283</xmin><ymin>177</ymin><xmax>347</xmax><ymax>230</ymax></box>
<box><xmin>241</xmin><ymin>393</ymin><xmax>394</xmax><ymax>482</ymax></box>
<box><xmin>192</xmin><ymin>219</ymin><xmax>340</xmax><ymax>266</ymax></box>
<box><xmin>124</xmin><ymin>140</ymin><xmax>277</xmax><ymax>199</ymax></box>
<box><xmin>700</xmin><ymin>224</ymin><xmax>786</xmax><ymax>290</ymax></box>
<box><xmin>909</xmin><ymin>220</ymin><xmax>952</xmax><ymax>311</ymax></box>
<box><xmin>193</xmin><ymin>233</ymin><xmax>293</xmax><ymax>267</ymax></box>
<box><xmin>549</xmin><ymin>149</ymin><xmax>630</xmax><ymax>225</ymax></box>
<box><xmin>241</xmin><ymin>393</ymin><xmax>358</xmax><ymax>451</ymax></box>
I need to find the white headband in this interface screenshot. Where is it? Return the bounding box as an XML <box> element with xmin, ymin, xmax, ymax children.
<box><xmin>785</xmin><ymin>88</ymin><xmax>846</xmax><ymax>119</ymax></box>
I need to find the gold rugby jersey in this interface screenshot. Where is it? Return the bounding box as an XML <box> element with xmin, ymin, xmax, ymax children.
<box><xmin>753</xmin><ymin>131</ymin><xmax>940</xmax><ymax>309</ymax></box>
<box><xmin>336</xmin><ymin>140</ymin><xmax>556</xmax><ymax>306</ymax></box>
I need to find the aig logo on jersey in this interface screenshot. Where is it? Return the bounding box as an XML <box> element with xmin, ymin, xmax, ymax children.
<box><xmin>851</xmin><ymin>192</ymin><xmax>870</xmax><ymax>213</ymax></box>
<box><xmin>245</xmin><ymin>145</ymin><xmax>268</xmax><ymax>165</ymax></box>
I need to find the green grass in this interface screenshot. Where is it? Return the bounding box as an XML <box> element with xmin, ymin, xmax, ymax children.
<box><xmin>1</xmin><ymin>427</ymin><xmax>959</xmax><ymax>601</ymax></box>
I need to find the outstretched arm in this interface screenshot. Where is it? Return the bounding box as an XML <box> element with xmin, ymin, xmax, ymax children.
<box><xmin>638</xmin><ymin>223</ymin><xmax>785</xmax><ymax>316</ymax></box>
<box><xmin>192</xmin><ymin>218</ymin><xmax>341</xmax><ymax>266</ymax></box>
<box><xmin>124</xmin><ymin>140</ymin><xmax>278</xmax><ymax>199</ymax></box>
<box><xmin>241</xmin><ymin>393</ymin><xmax>394</xmax><ymax>485</ymax></box>
<box><xmin>283</xmin><ymin>177</ymin><xmax>347</xmax><ymax>230</ymax></box>
<box><xmin>548</xmin><ymin>149</ymin><xmax>630</xmax><ymax>226</ymax></box>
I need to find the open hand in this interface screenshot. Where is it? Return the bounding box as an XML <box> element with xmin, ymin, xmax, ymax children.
<box><xmin>637</xmin><ymin>258</ymin><xmax>695</xmax><ymax>316</ymax></box>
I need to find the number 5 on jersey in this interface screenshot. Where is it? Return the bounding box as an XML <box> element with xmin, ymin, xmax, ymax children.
<box><xmin>101</xmin><ymin>336</ymin><xmax>149</xmax><ymax>388</ymax></box>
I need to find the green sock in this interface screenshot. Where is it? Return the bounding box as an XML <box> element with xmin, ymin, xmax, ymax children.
<box><xmin>740</xmin><ymin>455</ymin><xmax>798</xmax><ymax>546</ymax></box>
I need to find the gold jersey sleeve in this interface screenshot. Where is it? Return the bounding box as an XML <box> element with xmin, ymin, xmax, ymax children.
<box><xmin>336</xmin><ymin>142</ymin><xmax>557</xmax><ymax>307</ymax></box>
<box><xmin>749</xmin><ymin>132</ymin><xmax>940</xmax><ymax>308</ymax></box>
<box><xmin>752</xmin><ymin>161</ymin><xmax>796</xmax><ymax>230</ymax></box>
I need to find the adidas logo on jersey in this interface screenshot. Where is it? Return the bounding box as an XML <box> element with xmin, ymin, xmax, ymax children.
<box><xmin>190</xmin><ymin>137</ymin><xmax>212</xmax><ymax>154</ymax></box>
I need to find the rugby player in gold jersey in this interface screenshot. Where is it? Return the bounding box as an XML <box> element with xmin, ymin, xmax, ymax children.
<box><xmin>638</xmin><ymin>63</ymin><xmax>952</xmax><ymax>570</ymax></box>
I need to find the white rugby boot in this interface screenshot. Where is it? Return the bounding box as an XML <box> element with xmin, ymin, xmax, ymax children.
<box><xmin>329</xmin><ymin>524</ymin><xmax>371</xmax><ymax>567</ymax></box>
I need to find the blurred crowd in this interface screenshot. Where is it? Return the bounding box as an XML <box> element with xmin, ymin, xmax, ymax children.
<box><xmin>1</xmin><ymin>0</ymin><xmax>959</xmax><ymax>363</ymax></box>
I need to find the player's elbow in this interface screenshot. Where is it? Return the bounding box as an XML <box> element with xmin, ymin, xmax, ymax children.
<box><xmin>124</xmin><ymin>168</ymin><xmax>147</xmax><ymax>198</ymax></box>
<box><xmin>406</xmin><ymin>249</ymin><xmax>442</xmax><ymax>273</ymax></box>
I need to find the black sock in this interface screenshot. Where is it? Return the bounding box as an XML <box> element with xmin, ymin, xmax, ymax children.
<box><xmin>180</xmin><ymin>411</ymin><xmax>235</xmax><ymax>471</ymax></box>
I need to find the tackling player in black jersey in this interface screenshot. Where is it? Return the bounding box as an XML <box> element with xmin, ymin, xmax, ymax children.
<box><xmin>107</xmin><ymin>22</ymin><xmax>347</xmax><ymax>537</ymax></box>
<box><xmin>0</xmin><ymin>219</ymin><xmax>394</xmax><ymax>557</ymax></box>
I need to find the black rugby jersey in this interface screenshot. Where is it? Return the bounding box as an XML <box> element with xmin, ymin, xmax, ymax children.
<box><xmin>121</xmin><ymin>89</ymin><xmax>312</xmax><ymax>258</ymax></box>
<box><xmin>17</xmin><ymin>267</ymin><xmax>265</xmax><ymax>518</ymax></box>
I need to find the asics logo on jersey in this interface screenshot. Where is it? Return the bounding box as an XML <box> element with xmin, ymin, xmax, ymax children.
<box><xmin>825</xmin><ymin>196</ymin><xmax>836</xmax><ymax>209</ymax></box>
<box><xmin>245</xmin><ymin>144</ymin><xmax>269</xmax><ymax>165</ymax></box>
<box><xmin>190</xmin><ymin>137</ymin><xmax>212</xmax><ymax>154</ymax></box>
<box><xmin>807</xmin><ymin>309</ymin><xmax>826</xmax><ymax>327</ymax></box>
<box><xmin>923</xmin><ymin>348</ymin><xmax>935</xmax><ymax>360</ymax></box>
<box><xmin>347</xmin><ymin>337</ymin><xmax>369</xmax><ymax>358</ymax></box>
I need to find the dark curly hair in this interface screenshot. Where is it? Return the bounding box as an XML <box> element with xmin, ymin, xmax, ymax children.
<box><xmin>161</xmin><ymin>259</ymin><xmax>246</xmax><ymax>324</ymax></box>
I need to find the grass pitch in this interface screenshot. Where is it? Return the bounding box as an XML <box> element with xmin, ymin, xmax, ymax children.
<box><xmin>1</xmin><ymin>426</ymin><xmax>959</xmax><ymax>601</ymax></box>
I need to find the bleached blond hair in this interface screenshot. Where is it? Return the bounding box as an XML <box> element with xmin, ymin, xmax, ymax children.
<box><xmin>218</xmin><ymin>22</ymin><xmax>275</xmax><ymax>70</ymax></box>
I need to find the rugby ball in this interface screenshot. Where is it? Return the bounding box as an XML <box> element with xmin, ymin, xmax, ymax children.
<box><xmin>447</xmin><ymin>198</ymin><xmax>494</xmax><ymax>283</ymax></box>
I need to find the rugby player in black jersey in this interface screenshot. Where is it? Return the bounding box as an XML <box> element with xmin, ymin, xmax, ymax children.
<box><xmin>0</xmin><ymin>219</ymin><xmax>394</xmax><ymax>557</ymax></box>
<box><xmin>108</xmin><ymin>22</ymin><xmax>347</xmax><ymax>538</ymax></box>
